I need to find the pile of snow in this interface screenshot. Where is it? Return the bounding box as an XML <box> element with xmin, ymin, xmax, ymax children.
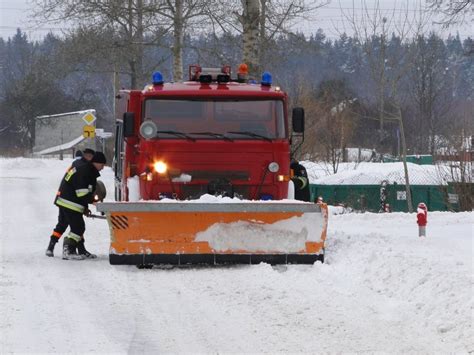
<box><xmin>156</xmin><ymin>194</ymin><xmax>311</xmax><ymax>204</ymax></box>
<box><xmin>196</xmin><ymin>213</ymin><xmax>323</xmax><ymax>252</ymax></box>
<box><xmin>1</xmin><ymin>157</ymin><xmax>472</xmax><ymax>353</ymax></box>
<box><xmin>126</xmin><ymin>175</ymin><xmax>310</xmax><ymax>204</ymax></box>
<box><xmin>303</xmin><ymin>161</ymin><xmax>449</xmax><ymax>185</ymax></box>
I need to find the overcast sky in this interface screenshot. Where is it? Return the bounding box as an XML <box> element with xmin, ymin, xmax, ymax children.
<box><xmin>0</xmin><ymin>0</ymin><xmax>472</xmax><ymax>41</ymax></box>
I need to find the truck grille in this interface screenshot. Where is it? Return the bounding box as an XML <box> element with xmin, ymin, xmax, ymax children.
<box><xmin>184</xmin><ymin>170</ymin><xmax>249</xmax><ymax>181</ymax></box>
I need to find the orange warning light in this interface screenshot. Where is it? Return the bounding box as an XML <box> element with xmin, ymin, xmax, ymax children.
<box><xmin>238</xmin><ymin>63</ymin><xmax>248</xmax><ymax>75</ymax></box>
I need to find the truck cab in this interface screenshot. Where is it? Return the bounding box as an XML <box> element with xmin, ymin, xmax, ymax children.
<box><xmin>114</xmin><ymin>65</ymin><xmax>305</xmax><ymax>202</ymax></box>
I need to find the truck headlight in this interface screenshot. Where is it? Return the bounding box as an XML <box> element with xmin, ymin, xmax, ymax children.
<box><xmin>154</xmin><ymin>161</ymin><xmax>167</xmax><ymax>174</ymax></box>
<box><xmin>268</xmin><ymin>162</ymin><xmax>279</xmax><ymax>173</ymax></box>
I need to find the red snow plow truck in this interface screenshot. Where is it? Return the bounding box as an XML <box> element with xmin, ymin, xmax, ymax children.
<box><xmin>97</xmin><ymin>65</ymin><xmax>328</xmax><ymax>266</ymax></box>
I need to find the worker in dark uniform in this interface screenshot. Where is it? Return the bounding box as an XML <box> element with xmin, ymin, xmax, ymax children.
<box><xmin>74</xmin><ymin>149</ymin><xmax>83</xmax><ymax>160</ymax></box>
<box><xmin>290</xmin><ymin>160</ymin><xmax>310</xmax><ymax>202</ymax></box>
<box><xmin>46</xmin><ymin>151</ymin><xmax>106</xmax><ymax>260</ymax></box>
<box><xmin>82</xmin><ymin>148</ymin><xmax>95</xmax><ymax>162</ymax></box>
<box><xmin>73</xmin><ymin>148</ymin><xmax>94</xmax><ymax>162</ymax></box>
<box><xmin>45</xmin><ymin>148</ymin><xmax>96</xmax><ymax>257</ymax></box>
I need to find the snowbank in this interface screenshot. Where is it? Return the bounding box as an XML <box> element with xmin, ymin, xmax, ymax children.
<box><xmin>302</xmin><ymin>161</ymin><xmax>450</xmax><ymax>185</ymax></box>
<box><xmin>0</xmin><ymin>157</ymin><xmax>472</xmax><ymax>353</ymax></box>
<box><xmin>196</xmin><ymin>213</ymin><xmax>323</xmax><ymax>252</ymax></box>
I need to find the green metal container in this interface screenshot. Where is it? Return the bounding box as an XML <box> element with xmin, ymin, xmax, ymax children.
<box><xmin>309</xmin><ymin>183</ymin><xmax>459</xmax><ymax>212</ymax></box>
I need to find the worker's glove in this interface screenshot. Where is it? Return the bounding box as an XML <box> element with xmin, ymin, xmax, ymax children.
<box><xmin>83</xmin><ymin>208</ymin><xmax>92</xmax><ymax>217</ymax></box>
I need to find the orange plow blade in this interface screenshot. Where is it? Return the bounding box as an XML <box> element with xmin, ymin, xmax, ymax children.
<box><xmin>96</xmin><ymin>202</ymin><xmax>328</xmax><ymax>265</ymax></box>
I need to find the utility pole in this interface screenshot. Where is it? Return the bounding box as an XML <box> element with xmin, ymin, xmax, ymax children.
<box><xmin>378</xmin><ymin>17</ymin><xmax>387</xmax><ymax>146</ymax></box>
<box><xmin>113</xmin><ymin>63</ymin><xmax>120</xmax><ymax>119</ymax></box>
<box><xmin>383</xmin><ymin>105</ymin><xmax>413</xmax><ymax>213</ymax></box>
<box><xmin>397</xmin><ymin>106</ymin><xmax>413</xmax><ymax>213</ymax></box>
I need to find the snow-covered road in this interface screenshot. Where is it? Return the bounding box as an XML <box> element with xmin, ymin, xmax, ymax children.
<box><xmin>0</xmin><ymin>158</ymin><xmax>472</xmax><ymax>353</ymax></box>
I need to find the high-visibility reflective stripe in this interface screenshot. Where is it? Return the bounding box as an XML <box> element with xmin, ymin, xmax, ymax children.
<box><xmin>65</xmin><ymin>168</ymin><xmax>76</xmax><ymax>182</ymax></box>
<box><xmin>56</xmin><ymin>197</ymin><xmax>85</xmax><ymax>213</ymax></box>
<box><xmin>66</xmin><ymin>232</ymin><xmax>82</xmax><ymax>242</ymax></box>
<box><xmin>52</xmin><ymin>231</ymin><xmax>62</xmax><ymax>238</ymax></box>
<box><xmin>76</xmin><ymin>189</ymin><xmax>89</xmax><ymax>197</ymax></box>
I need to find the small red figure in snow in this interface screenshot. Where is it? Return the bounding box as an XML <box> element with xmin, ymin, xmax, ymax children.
<box><xmin>417</xmin><ymin>202</ymin><xmax>428</xmax><ymax>237</ymax></box>
<box><xmin>384</xmin><ymin>203</ymin><xmax>391</xmax><ymax>213</ymax></box>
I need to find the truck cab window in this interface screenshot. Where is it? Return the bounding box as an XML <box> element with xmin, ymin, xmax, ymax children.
<box><xmin>144</xmin><ymin>99</ymin><xmax>285</xmax><ymax>139</ymax></box>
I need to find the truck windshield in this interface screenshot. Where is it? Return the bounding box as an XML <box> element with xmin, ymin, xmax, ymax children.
<box><xmin>143</xmin><ymin>99</ymin><xmax>286</xmax><ymax>139</ymax></box>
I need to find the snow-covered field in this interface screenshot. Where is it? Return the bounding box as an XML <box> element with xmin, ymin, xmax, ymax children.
<box><xmin>0</xmin><ymin>158</ymin><xmax>472</xmax><ymax>353</ymax></box>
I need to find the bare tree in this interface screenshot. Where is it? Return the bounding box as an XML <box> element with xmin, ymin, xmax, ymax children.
<box><xmin>242</xmin><ymin>0</ymin><xmax>261</xmax><ymax>77</ymax></box>
<box><xmin>427</xmin><ymin>0</ymin><xmax>473</xmax><ymax>27</ymax></box>
<box><xmin>409</xmin><ymin>33</ymin><xmax>453</xmax><ymax>155</ymax></box>
<box><xmin>435</xmin><ymin>103</ymin><xmax>473</xmax><ymax>211</ymax></box>
<box><xmin>33</xmin><ymin>0</ymin><xmax>168</xmax><ymax>88</ymax></box>
<box><xmin>208</xmin><ymin>0</ymin><xmax>329</xmax><ymax>78</ymax></box>
<box><xmin>154</xmin><ymin>0</ymin><xmax>210</xmax><ymax>81</ymax></box>
<box><xmin>0</xmin><ymin>31</ymin><xmax>97</xmax><ymax>153</ymax></box>
<box><xmin>339</xmin><ymin>0</ymin><xmax>430</xmax><ymax>212</ymax></box>
<box><xmin>297</xmin><ymin>80</ymin><xmax>358</xmax><ymax>173</ymax></box>
<box><xmin>340</xmin><ymin>1</ymin><xmax>428</xmax><ymax>144</ymax></box>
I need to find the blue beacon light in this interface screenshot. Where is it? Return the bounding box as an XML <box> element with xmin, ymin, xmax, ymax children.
<box><xmin>152</xmin><ymin>71</ymin><xmax>164</xmax><ymax>85</ymax></box>
<box><xmin>261</xmin><ymin>72</ymin><xmax>272</xmax><ymax>86</ymax></box>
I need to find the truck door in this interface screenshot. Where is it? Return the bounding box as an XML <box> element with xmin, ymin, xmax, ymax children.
<box><xmin>114</xmin><ymin>121</ymin><xmax>125</xmax><ymax>201</ymax></box>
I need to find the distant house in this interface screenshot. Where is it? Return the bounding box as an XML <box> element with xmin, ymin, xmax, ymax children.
<box><xmin>33</xmin><ymin>109</ymin><xmax>97</xmax><ymax>156</ymax></box>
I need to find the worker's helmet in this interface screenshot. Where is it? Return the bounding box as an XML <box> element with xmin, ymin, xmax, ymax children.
<box><xmin>94</xmin><ymin>180</ymin><xmax>107</xmax><ymax>202</ymax></box>
<box><xmin>290</xmin><ymin>161</ymin><xmax>307</xmax><ymax>177</ymax></box>
<box><xmin>417</xmin><ymin>202</ymin><xmax>427</xmax><ymax>210</ymax></box>
<box><xmin>91</xmin><ymin>151</ymin><xmax>107</xmax><ymax>164</ymax></box>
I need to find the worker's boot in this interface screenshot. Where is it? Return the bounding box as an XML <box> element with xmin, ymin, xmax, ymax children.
<box><xmin>62</xmin><ymin>238</ymin><xmax>85</xmax><ymax>260</ymax></box>
<box><xmin>77</xmin><ymin>239</ymin><xmax>97</xmax><ymax>259</ymax></box>
<box><xmin>45</xmin><ymin>236</ymin><xmax>58</xmax><ymax>257</ymax></box>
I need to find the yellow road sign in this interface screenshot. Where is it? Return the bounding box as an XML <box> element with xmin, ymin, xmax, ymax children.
<box><xmin>82</xmin><ymin>112</ymin><xmax>97</xmax><ymax>125</ymax></box>
<box><xmin>83</xmin><ymin>125</ymin><xmax>96</xmax><ymax>138</ymax></box>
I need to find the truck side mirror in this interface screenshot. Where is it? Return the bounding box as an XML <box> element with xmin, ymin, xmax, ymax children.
<box><xmin>123</xmin><ymin>112</ymin><xmax>135</xmax><ymax>137</ymax></box>
<box><xmin>292</xmin><ymin>107</ymin><xmax>305</xmax><ymax>133</ymax></box>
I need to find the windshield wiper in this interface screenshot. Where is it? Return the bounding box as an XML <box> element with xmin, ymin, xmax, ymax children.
<box><xmin>157</xmin><ymin>130</ymin><xmax>195</xmax><ymax>141</ymax></box>
<box><xmin>189</xmin><ymin>132</ymin><xmax>233</xmax><ymax>141</ymax></box>
<box><xmin>226</xmin><ymin>131</ymin><xmax>272</xmax><ymax>142</ymax></box>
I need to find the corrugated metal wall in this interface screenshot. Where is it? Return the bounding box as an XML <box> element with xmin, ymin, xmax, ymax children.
<box><xmin>309</xmin><ymin>184</ymin><xmax>460</xmax><ymax>212</ymax></box>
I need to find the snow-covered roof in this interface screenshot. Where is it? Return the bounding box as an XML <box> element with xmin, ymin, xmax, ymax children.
<box><xmin>302</xmin><ymin>161</ymin><xmax>450</xmax><ymax>186</ymax></box>
<box><xmin>35</xmin><ymin>135</ymin><xmax>85</xmax><ymax>155</ymax></box>
<box><xmin>35</xmin><ymin>109</ymin><xmax>96</xmax><ymax>120</ymax></box>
